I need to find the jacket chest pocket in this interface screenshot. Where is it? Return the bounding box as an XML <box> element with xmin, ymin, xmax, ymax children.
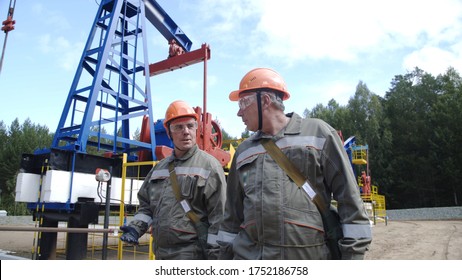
<box><xmin>177</xmin><ymin>175</ymin><xmax>203</xmax><ymax>200</ymax></box>
<box><xmin>284</xmin><ymin>145</ymin><xmax>322</xmax><ymax>184</ymax></box>
<box><xmin>148</xmin><ymin>179</ymin><xmax>171</xmax><ymax>215</ymax></box>
<box><xmin>236</xmin><ymin>154</ymin><xmax>259</xmax><ymax>196</ymax></box>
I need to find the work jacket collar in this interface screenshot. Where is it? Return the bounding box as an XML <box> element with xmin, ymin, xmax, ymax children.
<box><xmin>252</xmin><ymin>112</ymin><xmax>302</xmax><ymax>142</ymax></box>
<box><xmin>168</xmin><ymin>144</ymin><xmax>198</xmax><ymax>164</ymax></box>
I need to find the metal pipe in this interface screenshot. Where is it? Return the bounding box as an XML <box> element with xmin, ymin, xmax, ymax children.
<box><xmin>0</xmin><ymin>226</ymin><xmax>116</xmax><ymax>233</ymax></box>
<box><xmin>102</xmin><ymin>166</ymin><xmax>113</xmax><ymax>259</ymax></box>
<box><xmin>0</xmin><ymin>0</ymin><xmax>16</xmax><ymax>75</ymax></box>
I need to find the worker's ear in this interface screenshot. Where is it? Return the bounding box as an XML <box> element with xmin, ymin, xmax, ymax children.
<box><xmin>262</xmin><ymin>93</ymin><xmax>272</xmax><ymax>107</ymax></box>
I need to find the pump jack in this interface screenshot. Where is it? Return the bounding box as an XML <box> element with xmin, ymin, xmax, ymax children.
<box><xmin>15</xmin><ymin>0</ymin><xmax>230</xmax><ymax>259</ymax></box>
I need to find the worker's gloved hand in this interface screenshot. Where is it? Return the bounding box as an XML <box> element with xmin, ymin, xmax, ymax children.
<box><xmin>120</xmin><ymin>225</ymin><xmax>139</xmax><ymax>245</ymax></box>
<box><xmin>195</xmin><ymin>222</ymin><xmax>208</xmax><ymax>245</ymax></box>
<box><xmin>195</xmin><ymin>222</ymin><xmax>209</xmax><ymax>258</ymax></box>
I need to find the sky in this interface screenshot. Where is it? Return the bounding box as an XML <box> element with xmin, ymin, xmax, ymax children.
<box><xmin>1</xmin><ymin>0</ymin><xmax>462</xmax><ymax>138</ymax></box>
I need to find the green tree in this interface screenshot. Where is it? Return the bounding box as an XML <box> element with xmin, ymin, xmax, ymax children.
<box><xmin>0</xmin><ymin>118</ymin><xmax>52</xmax><ymax>214</ymax></box>
<box><xmin>384</xmin><ymin>68</ymin><xmax>439</xmax><ymax>208</ymax></box>
<box><xmin>347</xmin><ymin>82</ymin><xmax>381</xmax><ymax>143</ymax></box>
<box><xmin>428</xmin><ymin>67</ymin><xmax>462</xmax><ymax>206</ymax></box>
<box><xmin>346</xmin><ymin>82</ymin><xmax>392</xmax><ymax>201</ymax></box>
<box><xmin>132</xmin><ymin>127</ymin><xmax>141</xmax><ymax>141</ymax></box>
<box><xmin>241</xmin><ymin>129</ymin><xmax>251</xmax><ymax>139</ymax></box>
<box><xmin>305</xmin><ymin>99</ymin><xmax>351</xmax><ymax>135</ymax></box>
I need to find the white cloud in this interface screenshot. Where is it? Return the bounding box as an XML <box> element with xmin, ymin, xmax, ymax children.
<box><xmin>310</xmin><ymin>81</ymin><xmax>354</xmax><ymax>105</ymax></box>
<box><xmin>38</xmin><ymin>34</ymin><xmax>52</xmax><ymax>53</ymax></box>
<box><xmin>37</xmin><ymin>34</ymin><xmax>84</xmax><ymax>71</ymax></box>
<box><xmin>258</xmin><ymin>0</ymin><xmax>462</xmax><ymax>62</ymax></box>
<box><xmin>403</xmin><ymin>46</ymin><xmax>461</xmax><ymax>75</ymax></box>
<box><xmin>254</xmin><ymin>0</ymin><xmax>383</xmax><ymax>61</ymax></box>
<box><xmin>196</xmin><ymin>0</ymin><xmax>462</xmax><ymax>67</ymax></box>
<box><xmin>286</xmin><ymin>80</ymin><xmax>355</xmax><ymax>117</ymax></box>
<box><xmin>31</xmin><ymin>3</ymin><xmax>44</xmax><ymax>15</ymax></box>
<box><xmin>55</xmin><ymin>36</ymin><xmax>71</xmax><ymax>49</ymax></box>
<box><xmin>32</xmin><ymin>2</ymin><xmax>71</xmax><ymax>32</ymax></box>
<box><xmin>195</xmin><ymin>0</ymin><xmax>257</xmax><ymax>30</ymax></box>
<box><xmin>59</xmin><ymin>43</ymin><xmax>84</xmax><ymax>72</ymax></box>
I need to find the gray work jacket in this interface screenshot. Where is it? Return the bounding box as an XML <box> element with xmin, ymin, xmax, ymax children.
<box><xmin>129</xmin><ymin>145</ymin><xmax>226</xmax><ymax>260</ymax></box>
<box><xmin>217</xmin><ymin>113</ymin><xmax>372</xmax><ymax>260</ymax></box>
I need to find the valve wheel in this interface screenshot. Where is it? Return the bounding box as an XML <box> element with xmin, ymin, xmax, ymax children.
<box><xmin>210</xmin><ymin>120</ymin><xmax>223</xmax><ymax>148</ymax></box>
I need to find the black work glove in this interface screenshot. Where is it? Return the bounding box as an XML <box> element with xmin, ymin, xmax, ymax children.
<box><xmin>120</xmin><ymin>225</ymin><xmax>139</xmax><ymax>245</ymax></box>
<box><xmin>217</xmin><ymin>241</ymin><xmax>234</xmax><ymax>260</ymax></box>
<box><xmin>195</xmin><ymin>222</ymin><xmax>209</xmax><ymax>259</ymax></box>
<box><xmin>196</xmin><ymin>223</ymin><xmax>208</xmax><ymax>246</ymax></box>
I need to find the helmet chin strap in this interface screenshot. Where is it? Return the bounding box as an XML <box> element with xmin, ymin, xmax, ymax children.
<box><xmin>257</xmin><ymin>92</ymin><xmax>263</xmax><ymax>131</ymax></box>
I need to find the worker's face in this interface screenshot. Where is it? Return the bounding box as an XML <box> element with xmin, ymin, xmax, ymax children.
<box><xmin>169</xmin><ymin>117</ymin><xmax>197</xmax><ymax>155</ymax></box>
<box><xmin>237</xmin><ymin>92</ymin><xmax>259</xmax><ymax>131</ymax></box>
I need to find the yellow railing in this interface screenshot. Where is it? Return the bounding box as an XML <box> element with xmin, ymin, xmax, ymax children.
<box><xmin>117</xmin><ymin>153</ymin><xmax>157</xmax><ymax>260</ymax></box>
<box><xmin>361</xmin><ymin>185</ymin><xmax>387</xmax><ymax>225</ymax></box>
<box><xmin>352</xmin><ymin>147</ymin><xmax>368</xmax><ymax>165</ymax></box>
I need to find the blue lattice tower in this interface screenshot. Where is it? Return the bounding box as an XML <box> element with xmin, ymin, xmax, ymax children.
<box><xmin>51</xmin><ymin>0</ymin><xmax>155</xmax><ymax>160</ymax></box>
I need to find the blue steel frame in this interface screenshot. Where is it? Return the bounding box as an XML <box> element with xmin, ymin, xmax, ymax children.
<box><xmin>41</xmin><ymin>0</ymin><xmax>192</xmax><ymax>211</ymax></box>
<box><xmin>51</xmin><ymin>0</ymin><xmax>192</xmax><ymax>161</ymax></box>
<box><xmin>144</xmin><ymin>0</ymin><xmax>192</xmax><ymax>52</ymax></box>
<box><xmin>343</xmin><ymin>135</ymin><xmax>369</xmax><ymax>178</ymax></box>
<box><xmin>51</xmin><ymin>0</ymin><xmax>155</xmax><ymax>159</ymax></box>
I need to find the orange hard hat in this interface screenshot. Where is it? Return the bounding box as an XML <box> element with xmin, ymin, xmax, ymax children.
<box><xmin>163</xmin><ymin>100</ymin><xmax>198</xmax><ymax>130</ymax></box>
<box><xmin>229</xmin><ymin>68</ymin><xmax>290</xmax><ymax>101</ymax></box>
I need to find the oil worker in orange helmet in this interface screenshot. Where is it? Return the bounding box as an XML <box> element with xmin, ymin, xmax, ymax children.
<box><xmin>217</xmin><ymin>68</ymin><xmax>372</xmax><ymax>260</ymax></box>
<box><xmin>120</xmin><ymin>100</ymin><xmax>226</xmax><ymax>260</ymax></box>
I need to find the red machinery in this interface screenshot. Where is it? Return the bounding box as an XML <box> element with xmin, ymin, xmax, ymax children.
<box><xmin>138</xmin><ymin>43</ymin><xmax>231</xmax><ymax>167</ymax></box>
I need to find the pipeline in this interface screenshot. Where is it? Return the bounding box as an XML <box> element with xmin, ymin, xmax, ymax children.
<box><xmin>0</xmin><ymin>226</ymin><xmax>117</xmax><ymax>234</ymax></box>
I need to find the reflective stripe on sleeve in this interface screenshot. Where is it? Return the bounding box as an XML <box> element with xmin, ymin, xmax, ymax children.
<box><xmin>207</xmin><ymin>233</ymin><xmax>218</xmax><ymax>245</ymax></box>
<box><xmin>217</xmin><ymin>230</ymin><xmax>237</xmax><ymax>243</ymax></box>
<box><xmin>151</xmin><ymin>169</ymin><xmax>169</xmax><ymax>179</ymax></box>
<box><xmin>276</xmin><ymin>135</ymin><xmax>325</xmax><ymax>150</ymax></box>
<box><xmin>341</xmin><ymin>223</ymin><xmax>372</xmax><ymax>239</ymax></box>
<box><xmin>151</xmin><ymin>166</ymin><xmax>211</xmax><ymax>180</ymax></box>
<box><xmin>176</xmin><ymin>166</ymin><xmax>211</xmax><ymax>179</ymax></box>
<box><xmin>133</xmin><ymin>213</ymin><xmax>152</xmax><ymax>225</ymax></box>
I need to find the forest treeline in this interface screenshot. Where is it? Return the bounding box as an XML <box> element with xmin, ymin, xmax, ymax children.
<box><xmin>304</xmin><ymin>67</ymin><xmax>462</xmax><ymax>209</ymax></box>
<box><xmin>1</xmin><ymin>67</ymin><xmax>461</xmax><ymax>214</ymax></box>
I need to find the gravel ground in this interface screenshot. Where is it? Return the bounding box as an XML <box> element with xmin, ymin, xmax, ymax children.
<box><xmin>1</xmin><ymin>207</ymin><xmax>461</xmax><ymax>260</ymax></box>
<box><xmin>386</xmin><ymin>206</ymin><xmax>462</xmax><ymax>221</ymax></box>
<box><xmin>0</xmin><ymin>215</ymin><xmax>36</xmax><ymax>226</ymax></box>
